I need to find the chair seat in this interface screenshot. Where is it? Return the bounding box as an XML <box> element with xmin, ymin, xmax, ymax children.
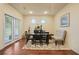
<box><xmin>54</xmin><ymin>36</ymin><xmax>64</xmax><ymax>40</ymax></box>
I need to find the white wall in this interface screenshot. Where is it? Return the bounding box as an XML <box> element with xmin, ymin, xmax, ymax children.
<box><xmin>1</xmin><ymin>3</ymin><xmax>79</xmax><ymax>54</ymax></box>
<box><xmin>54</xmin><ymin>4</ymin><xmax>79</xmax><ymax>54</ymax></box>
<box><xmin>23</xmin><ymin>15</ymin><xmax>54</xmax><ymax>34</ymax></box>
<box><xmin>0</xmin><ymin>4</ymin><xmax>23</xmax><ymax>49</ymax></box>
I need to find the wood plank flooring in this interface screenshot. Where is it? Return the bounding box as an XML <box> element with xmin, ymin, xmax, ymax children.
<box><xmin>0</xmin><ymin>39</ymin><xmax>78</xmax><ymax>55</ymax></box>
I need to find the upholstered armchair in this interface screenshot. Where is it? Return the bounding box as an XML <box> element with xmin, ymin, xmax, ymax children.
<box><xmin>54</xmin><ymin>29</ymin><xmax>67</xmax><ymax>45</ymax></box>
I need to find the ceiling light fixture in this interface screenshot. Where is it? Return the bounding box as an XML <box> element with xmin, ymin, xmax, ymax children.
<box><xmin>44</xmin><ymin>11</ymin><xmax>48</xmax><ymax>14</ymax></box>
<box><xmin>29</xmin><ymin>11</ymin><xmax>33</xmax><ymax>14</ymax></box>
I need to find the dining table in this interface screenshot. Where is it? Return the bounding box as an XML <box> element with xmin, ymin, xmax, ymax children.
<box><xmin>25</xmin><ymin>32</ymin><xmax>54</xmax><ymax>45</ymax></box>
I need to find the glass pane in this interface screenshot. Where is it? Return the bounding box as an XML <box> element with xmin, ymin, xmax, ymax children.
<box><xmin>14</xmin><ymin>18</ymin><xmax>19</xmax><ymax>39</ymax></box>
<box><xmin>4</xmin><ymin>14</ymin><xmax>13</xmax><ymax>44</ymax></box>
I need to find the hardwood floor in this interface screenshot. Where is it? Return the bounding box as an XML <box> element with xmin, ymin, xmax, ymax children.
<box><xmin>0</xmin><ymin>39</ymin><xmax>78</xmax><ymax>55</ymax></box>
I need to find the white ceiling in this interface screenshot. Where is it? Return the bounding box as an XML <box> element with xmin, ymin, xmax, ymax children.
<box><xmin>9</xmin><ymin>3</ymin><xmax>67</xmax><ymax>16</ymax></box>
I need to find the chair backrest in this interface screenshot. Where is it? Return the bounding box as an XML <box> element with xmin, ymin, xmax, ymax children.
<box><xmin>41</xmin><ymin>32</ymin><xmax>49</xmax><ymax>40</ymax></box>
<box><xmin>25</xmin><ymin>31</ymin><xmax>30</xmax><ymax>39</ymax></box>
<box><xmin>55</xmin><ymin>29</ymin><xmax>67</xmax><ymax>41</ymax></box>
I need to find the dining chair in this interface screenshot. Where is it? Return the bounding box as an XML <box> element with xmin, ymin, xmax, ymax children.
<box><xmin>41</xmin><ymin>32</ymin><xmax>49</xmax><ymax>45</ymax></box>
<box><xmin>32</xmin><ymin>33</ymin><xmax>42</xmax><ymax>45</ymax></box>
<box><xmin>54</xmin><ymin>29</ymin><xmax>67</xmax><ymax>45</ymax></box>
<box><xmin>25</xmin><ymin>31</ymin><xmax>32</xmax><ymax>44</ymax></box>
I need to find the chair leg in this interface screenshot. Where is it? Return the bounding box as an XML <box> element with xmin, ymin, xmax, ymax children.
<box><xmin>62</xmin><ymin>41</ymin><xmax>64</xmax><ymax>45</ymax></box>
<box><xmin>55</xmin><ymin>41</ymin><xmax>57</xmax><ymax>46</ymax></box>
<box><xmin>26</xmin><ymin>39</ymin><xmax>28</xmax><ymax>44</ymax></box>
<box><xmin>40</xmin><ymin>40</ymin><xmax>43</xmax><ymax>46</ymax></box>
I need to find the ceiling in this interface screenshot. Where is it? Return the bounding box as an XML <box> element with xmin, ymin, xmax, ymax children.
<box><xmin>9</xmin><ymin>3</ymin><xmax>67</xmax><ymax>16</ymax></box>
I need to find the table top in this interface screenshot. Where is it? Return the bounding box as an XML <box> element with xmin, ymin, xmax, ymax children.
<box><xmin>27</xmin><ymin>33</ymin><xmax>54</xmax><ymax>36</ymax></box>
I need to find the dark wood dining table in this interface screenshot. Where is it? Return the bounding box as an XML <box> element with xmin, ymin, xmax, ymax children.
<box><xmin>26</xmin><ymin>33</ymin><xmax>54</xmax><ymax>45</ymax></box>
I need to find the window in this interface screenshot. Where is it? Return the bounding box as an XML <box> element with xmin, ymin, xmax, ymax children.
<box><xmin>41</xmin><ymin>20</ymin><xmax>46</xmax><ymax>24</ymax></box>
<box><xmin>32</xmin><ymin>18</ymin><xmax>36</xmax><ymax>24</ymax></box>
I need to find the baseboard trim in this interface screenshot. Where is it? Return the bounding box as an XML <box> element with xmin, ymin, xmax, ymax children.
<box><xmin>71</xmin><ymin>50</ymin><xmax>79</xmax><ymax>55</ymax></box>
<box><xmin>0</xmin><ymin>39</ymin><xmax>21</xmax><ymax>51</ymax></box>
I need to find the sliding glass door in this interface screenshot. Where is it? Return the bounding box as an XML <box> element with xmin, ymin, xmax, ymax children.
<box><xmin>4</xmin><ymin>14</ymin><xmax>20</xmax><ymax>44</ymax></box>
<box><xmin>14</xmin><ymin>18</ymin><xmax>19</xmax><ymax>40</ymax></box>
<box><xmin>4</xmin><ymin>14</ymin><xmax>13</xmax><ymax>44</ymax></box>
